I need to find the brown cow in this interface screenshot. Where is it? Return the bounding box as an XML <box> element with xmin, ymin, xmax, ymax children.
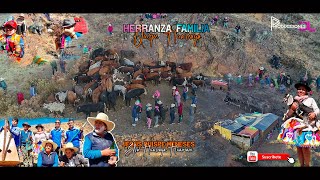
<box><xmin>87</xmin><ymin>67</ymin><xmax>101</xmax><ymax>76</ymax></box>
<box><xmin>47</xmin><ymin>93</ymin><xmax>56</xmax><ymax>103</ymax></box>
<box><xmin>99</xmin><ymin>66</ymin><xmax>111</xmax><ymax>76</ymax></box>
<box><xmin>150</xmin><ymin>66</ymin><xmax>171</xmax><ymax>73</ymax></box>
<box><xmin>83</xmin><ymin>81</ymin><xmax>97</xmax><ymax>100</ymax></box>
<box><xmin>176</xmin><ymin>67</ymin><xmax>185</xmax><ymax>74</ymax></box>
<box><xmin>101</xmin><ymin>77</ymin><xmax>113</xmax><ymax>92</ymax></box>
<box><xmin>145</xmin><ymin>72</ymin><xmax>161</xmax><ymax>85</ymax></box>
<box><xmin>142</xmin><ymin>68</ymin><xmax>150</xmax><ymax>74</ymax></box>
<box><xmin>101</xmin><ymin>60</ymin><xmax>118</xmax><ymax>66</ymax></box>
<box><xmin>192</xmin><ymin>80</ymin><xmax>206</xmax><ymax>87</ymax></box>
<box><xmin>67</xmin><ymin>90</ymin><xmax>80</xmax><ymax>107</ymax></box>
<box><xmin>133</xmin><ymin>69</ymin><xmax>142</xmax><ymax>79</ymax></box>
<box><xmin>79</xmin><ymin>61</ymin><xmax>90</xmax><ymax>73</ymax></box>
<box><xmin>118</xmin><ymin>66</ymin><xmax>134</xmax><ymax>74</ymax></box>
<box><xmin>124</xmin><ymin>84</ymin><xmax>146</xmax><ymax>91</ymax></box>
<box><xmin>131</xmin><ymin>79</ymin><xmax>146</xmax><ymax>86</ymax></box>
<box><xmin>92</xmin><ymin>85</ymin><xmax>103</xmax><ymax>103</ymax></box>
<box><xmin>160</xmin><ymin>71</ymin><xmax>172</xmax><ymax>81</ymax></box>
<box><xmin>105</xmin><ymin>49</ymin><xmax>119</xmax><ymax>60</ymax></box>
<box><xmin>143</xmin><ymin>61</ymin><xmax>157</xmax><ymax>67</ymax></box>
<box><xmin>177</xmin><ymin>72</ymin><xmax>193</xmax><ymax>79</ymax></box>
<box><xmin>178</xmin><ymin>62</ymin><xmax>192</xmax><ymax>72</ymax></box>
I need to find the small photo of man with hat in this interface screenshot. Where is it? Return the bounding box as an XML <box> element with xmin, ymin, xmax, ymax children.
<box><xmin>59</xmin><ymin>142</ymin><xmax>89</xmax><ymax>167</ymax></box>
<box><xmin>83</xmin><ymin>113</ymin><xmax>119</xmax><ymax>167</ymax></box>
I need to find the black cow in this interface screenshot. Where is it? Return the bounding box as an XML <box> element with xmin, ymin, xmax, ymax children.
<box><xmin>73</xmin><ymin>74</ymin><xmax>92</xmax><ymax>84</ymax></box>
<box><xmin>107</xmin><ymin>91</ymin><xmax>117</xmax><ymax>111</ymax></box>
<box><xmin>91</xmin><ymin>48</ymin><xmax>105</xmax><ymax>60</ymax></box>
<box><xmin>120</xmin><ymin>50</ymin><xmax>136</xmax><ymax>60</ymax></box>
<box><xmin>125</xmin><ymin>88</ymin><xmax>147</xmax><ymax>106</ymax></box>
<box><xmin>76</xmin><ymin>102</ymin><xmax>106</xmax><ymax>118</ymax></box>
<box><xmin>170</xmin><ymin>77</ymin><xmax>187</xmax><ymax>86</ymax></box>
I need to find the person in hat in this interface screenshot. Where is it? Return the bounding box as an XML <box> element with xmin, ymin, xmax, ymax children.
<box><xmin>37</xmin><ymin>140</ymin><xmax>59</xmax><ymax>167</ymax></box>
<box><xmin>234</xmin><ymin>24</ymin><xmax>241</xmax><ymax>34</ymax></box>
<box><xmin>136</xmin><ymin>99</ymin><xmax>143</xmax><ymax>121</ymax></box>
<box><xmin>33</xmin><ymin>124</ymin><xmax>48</xmax><ymax>156</ymax></box>
<box><xmin>0</xmin><ymin>20</ymin><xmax>25</xmax><ymax>61</ymax></box>
<box><xmin>49</xmin><ymin>119</ymin><xmax>65</xmax><ymax>156</ymax></box>
<box><xmin>153</xmin><ymin>102</ymin><xmax>161</xmax><ymax>128</ymax></box>
<box><xmin>223</xmin><ymin>17</ymin><xmax>229</xmax><ymax>28</ymax></box>
<box><xmin>182</xmin><ymin>85</ymin><xmax>188</xmax><ymax>102</ymax></box>
<box><xmin>0</xmin><ymin>117</ymin><xmax>20</xmax><ymax>150</ymax></box>
<box><xmin>0</xmin><ymin>77</ymin><xmax>7</xmax><ymax>94</ymax></box>
<box><xmin>65</xmin><ymin>119</ymin><xmax>84</xmax><ymax>152</ymax></box>
<box><xmin>189</xmin><ymin>104</ymin><xmax>197</xmax><ymax>125</ymax></box>
<box><xmin>59</xmin><ymin>142</ymin><xmax>89</xmax><ymax>167</ymax></box>
<box><xmin>83</xmin><ymin>113</ymin><xmax>119</xmax><ymax>167</ymax></box>
<box><xmin>30</xmin><ymin>83</ymin><xmax>37</xmax><ymax>97</ymax></box>
<box><xmin>174</xmin><ymin>90</ymin><xmax>181</xmax><ymax>108</ymax></box>
<box><xmin>172</xmin><ymin>86</ymin><xmax>178</xmax><ymax>101</ymax></box>
<box><xmin>16</xmin><ymin>13</ymin><xmax>27</xmax><ymax>37</ymax></box>
<box><xmin>19</xmin><ymin>122</ymin><xmax>34</xmax><ymax>166</ymax></box>
<box><xmin>278</xmin><ymin>81</ymin><xmax>320</xmax><ymax>167</ymax></box>
<box><xmin>169</xmin><ymin>103</ymin><xmax>176</xmax><ymax>124</ymax></box>
<box><xmin>131</xmin><ymin>100</ymin><xmax>139</xmax><ymax>127</ymax></box>
<box><xmin>107</xmin><ymin>23</ymin><xmax>113</xmax><ymax>36</ymax></box>
<box><xmin>159</xmin><ymin>101</ymin><xmax>168</xmax><ymax>125</ymax></box>
<box><xmin>146</xmin><ymin>103</ymin><xmax>153</xmax><ymax>129</ymax></box>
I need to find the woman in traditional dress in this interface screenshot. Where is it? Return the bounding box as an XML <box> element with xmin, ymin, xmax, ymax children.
<box><xmin>278</xmin><ymin>81</ymin><xmax>320</xmax><ymax>167</ymax></box>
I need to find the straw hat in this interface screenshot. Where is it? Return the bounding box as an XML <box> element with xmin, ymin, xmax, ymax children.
<box><xmin>0</xmin><ymin>77</ymin><xmax>4</xmax><ymax>81</ymax></box>
<box><xmin>87</xmin><ymin>113</ymin><xmax>115</xmax><ymax>132</ymax></box>
<box><xmin>172</xmin><ymin>86</ymin><xmax>176</xmax><ymax>90</ymax></box>
<box><xmin>171</xmin><ymin>103</ymin><xmax>175</xmax><ymax>108</ymax></box>
<box><xmin>158</xmin><ymin>100</ymin><xmax>162</xmax><ymax>104</ymax></box>
<box><xmin>41</xmin><ymin>140</ymin><xmax>58</xmax><ymax>151</ymax></box>
<box><xmin>191</xmin><ymin>104</ymin><xmax>196</xmax><ymax>107</ymax></box>
<box><xmin>259</xmin><ymin>67</ymin><xmax>264</xmax><ymax>71</ymax></box>
<box><xmin>60</xmin><ymin>142</ymin><xmax>78</xmax><ymax>153</ymax></box>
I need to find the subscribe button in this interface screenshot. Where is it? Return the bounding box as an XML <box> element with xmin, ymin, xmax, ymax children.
<box><xmin>247</xmin><ymin>151</ymin><xmax>290</xmax><ymax>162</ymax></box>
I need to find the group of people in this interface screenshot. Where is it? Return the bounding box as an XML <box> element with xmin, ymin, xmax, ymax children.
<box><xmin>0</xmin><ymin>113</ymin><xmax>119</xmax><ymax>167</ymax></box>
<box><xmin>211</xmin><ymin>15</ymin><xmax>241</xmax><ymax>35</ymax></box>
<box><xmin>131</xmin><ymin>85</ymin><xmax>198</xmax><ymax>129</ymax></box>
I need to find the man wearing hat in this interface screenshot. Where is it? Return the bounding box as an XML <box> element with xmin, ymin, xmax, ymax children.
<box><xmin>0</xmin><ymin>20</ymin><xmax>25</xmax><ymax>61</ymax></box>
<box><xmin>189</xmin><ymin>104</ymin><xmax>197</xmax><ymax>125</ymax></box>
<box><xmin>279</xmin><ymin>81</ymin><xmax>319</xmax><ymax>167</ymax></box>
<box><xmin>20</xmin><ymin>122</ymin><xmax>34</xmax><ymax>166</ymax></box>
<box><xmin>59</xmin><ymin>142</ymin><xmax>89</xmax><ymax>167</ymax></box>
<box><xmin>146</xmin><ymin>103</ymin><xmax>153</xmax><ymax>129</ymax></box>
<box><xmin>83</xmin><ymin>113</ymin><xmax>119</xmax><ymax>167</ymax></box>
<box><xmin>169</xmin><ymin>103</ymin><xmax>176</xmax><ymax>124</ymax></box>
<box><xmin>131</xmin><ymin>100</ymin><xmax>139</xmax><ymax>127</ymax></box>
<box><xmin>16</xmin><ymin>13</ymin><xmax>27</xmax><ymax>37</ymax></box>
<box><xmin>159</xmin><ymin>101</ymin><xmax>168</xmax><ymax>125</ymax></box>
<box><xmin>37</xmin><ymin>140</ymin><xmax>59</xmax><ymax>167</ymax></box>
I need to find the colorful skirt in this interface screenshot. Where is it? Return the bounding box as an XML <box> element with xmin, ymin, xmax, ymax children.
<box><xmin>277</xmin><ymin>117</ymin><xmax>320</xmax><ymax>147</ymax></box>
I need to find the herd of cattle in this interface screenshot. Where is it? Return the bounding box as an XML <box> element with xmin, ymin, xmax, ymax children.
<box><xmin>50</xmin><ymin>48</ymin><xmax>210</xmax><ymax>118</ymax></box>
